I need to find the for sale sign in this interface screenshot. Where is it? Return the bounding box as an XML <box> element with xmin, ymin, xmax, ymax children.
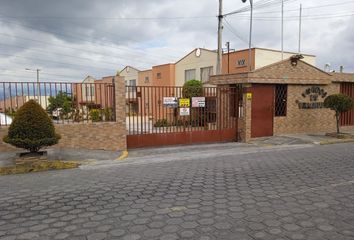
<box><xmin>163</xmin><ymin>97</ymin><xmax>178</xmax><ymax>108</ymax></box>
<box><xmin>179</xmin><ymin>98</ymin><xmax>190</xmax><ymax>107</ymax></box>
<box><xmin>179</xmin><ymin>107</ymin><xmax>190</xmax><ymax>116</ymax></box>
<box><xmin>192</xmin><ymin>97</ymin><xmax>205</xmax><ymax>108</ymax></box>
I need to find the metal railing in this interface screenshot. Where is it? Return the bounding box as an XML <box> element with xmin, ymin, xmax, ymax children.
<box><xmin>0</xmin><ymin>81</ymin><xmax>115</xmax><ymax>126</ymax></box>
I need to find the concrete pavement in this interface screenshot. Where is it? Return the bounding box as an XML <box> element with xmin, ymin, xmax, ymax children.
<box><xmin>0</xmin><ymin>143</ymin><xmax>354</xmax><ymax>239</ymax></box>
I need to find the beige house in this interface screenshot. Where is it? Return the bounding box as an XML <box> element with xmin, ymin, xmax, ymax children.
<box><xmin>175</xmin><ymin>48</ymin><xmax>217</xmax><ymax>86</ymax></box>
<box><xmin>119</xmin><ymin>66</ymin><xmax>139</xmax><ymax>87</ymax></box>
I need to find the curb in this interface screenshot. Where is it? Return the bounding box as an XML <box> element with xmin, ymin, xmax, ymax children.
<box><xmin>319</xmin><ymin>138</ymin><xmax>354</xmax><ymax>145</ymax></box>
<box><xmin>117</xmin><ymin>150</ymin><xmax>129</xmax><ymax>161</ymax></box>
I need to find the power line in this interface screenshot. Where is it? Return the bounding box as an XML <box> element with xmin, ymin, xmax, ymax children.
<box><xmin>251</xmin><ymin>0</ymin><xmax>354</xmax><ymax>14</ymax></box>
<box><xmin>0</xmin><ymin>42</ymin><xmax>164</xmax><ymax>69</ymax></box>
<box><xmin>0</xmin><ymin>53</ymin><xmax>116</xmax><ymax>72</ymax></box>
<box><xmin>223</xmin><ymin>18</ymin><xmax>250</xmax><ymax>45</ymax></box>
<box><xmin>0</xmin><ymin>18</ymin><xmax>181</xmax><ymax>61</ymax></box>
<box><xmin>232</xmin><ymin>12</ymin><xmax>354</xmax><ymax>20</ymax></box>
<box><xmin>0</xmin><ymin>69</ymin><xmax>84</xmax><ymax>79</ymax></box>
<box><xmin>0</xmin><ymin>14</ymin><xmax>215</xmax><ymax>21</ymax></box>
<box><xmin>0</xmin><ymin>73</ymin><xmax>79</xmax><ymax>82</ymax></box>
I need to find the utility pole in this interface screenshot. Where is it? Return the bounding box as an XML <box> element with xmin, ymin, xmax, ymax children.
<box><xmin>298</xmin><ymin>4</ymin><xmax>302</xmax><ymax>54</ymax></box>
<box><xmin>226</xmin><ymin>42</ymin><xmax>230</xmax><ymax>74</ymax></box>
<box><xmin>281</xmin><ymin>0</ymin><xmax>284</xmax><ymax>60</ymax></box>
<box><xmin>217</xmin><ymin>0</ymin><xmax>223</xmax><ymax>75</ymax></box>
<box><xmin>248</xmin><ymin>0</ymin><xmax>253</xmax><ymax>71</ymax></box>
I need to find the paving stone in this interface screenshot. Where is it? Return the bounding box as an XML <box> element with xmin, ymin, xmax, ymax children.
<box><xmin>1</xmin><ymin>143</ymin><xmax>354</xmax><ymax>240</ymax></box>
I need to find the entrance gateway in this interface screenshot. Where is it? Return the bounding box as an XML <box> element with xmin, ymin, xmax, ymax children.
<box><xmin>126</xmin><ymin>85</ymin><xmax>243</xmax><ymax>148</ymax></box>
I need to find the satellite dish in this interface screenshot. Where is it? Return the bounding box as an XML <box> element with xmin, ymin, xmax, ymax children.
<box><xmin>126</xmin><ymin>66</ymin><xmax>130</xmax><ymax>73</ymax></box>
<box><xmin>195</xmin><ymin>48</ymin><xmax>201</xmax><ymax>57</ymax></box>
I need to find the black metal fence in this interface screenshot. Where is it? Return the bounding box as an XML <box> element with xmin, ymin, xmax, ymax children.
<box><xmin>0</xmin><ymin>81</ymin><xmax>115</xmax><ymax>126</ymax></box>
<box><xmin>126</xmin><ymin>85</ymin><xmax>243</xmax><ymax>135</ymax></box>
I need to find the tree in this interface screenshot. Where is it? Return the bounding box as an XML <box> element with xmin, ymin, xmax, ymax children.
<box><xmin>3</xmin><ymin>100</ymin><xmax>60</xmax><ymax>153</ymax></box>
<box><xmin>182</xmin><ymin>80</ymin><xmax>204</xmax><ymax>127</ymax></box>
<box><xmin>182</xmin><ymin>80</ymin><xmax>203</xmax><ymax>98</ymax></box>
<box><xmin>324</xmin><ymin>94</ymin><xmax>354</xmax><ymax>134</ymax></box>
<box><xmin>47</xmin><ymin>91</ymin><xmax>73</xmax><ymax>119</ymax></box>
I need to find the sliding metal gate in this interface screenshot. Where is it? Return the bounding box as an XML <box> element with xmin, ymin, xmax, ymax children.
<box><xmin>126</xmin><ymin>85</ymin><xmax>243</xmax><ymax>149</ymax></box>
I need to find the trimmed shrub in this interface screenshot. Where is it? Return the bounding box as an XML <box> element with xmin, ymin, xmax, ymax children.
<box><xmin>182</xmin><ymin>80</ymin><xmax>203</xmax><ymax>98</ymax></box>
<box><xmin>324</xmin><ymin>94</ymin><xmax>354</xmax><ymax>133</ymax></box>
<box><xmin>154</xmin><ymin>119</ymin><xmax>169</xmax><ymax>127</ymax></box>
<box><xmin>3</xmin><ymin>100</ymin><xmax>60</xmax><ymax>153</ymax></box>
<box><xmin>89</xmin><ymin>109</ymin><xmax>102</xmax><ymax>122</ymax></box>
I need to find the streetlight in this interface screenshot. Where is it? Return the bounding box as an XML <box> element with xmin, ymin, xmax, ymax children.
<box><xmin>241</xmin><ymin>0</ymin><xmax>253</xmax><ymax>72</ymax></box>
<box><xmin>25</xmin><ymin>68</ymin><xmax>41</xmax><ymax>101</ymax></box>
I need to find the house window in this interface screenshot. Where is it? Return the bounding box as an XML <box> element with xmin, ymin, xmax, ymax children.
<box><xmin>185</xmin><ymin>69</ymin><xmax>196</xmax><ymax>82</ymax></box>
<box><xmin>275</xmin><ymin>84</ymin><xmax>287</xmax><ymax>117</ymax></box>
<box><xmin>128</xmin><ymin>79</ymin><xmax>136</xmax><ymax>92</ymax></box>
<box><xmin>157</xmin><ymin>73</ymin><xmax>162</xmax><ymax>79</ymax></box>
<box><xmin>200</xmin><ymin>66</ymin><xmax>213</xmax><ymax>83</ymax></box>
<box><xmin>145</xmin><ymin>76</ymin><xmax>149</xmax><ymax>83</ymax></box>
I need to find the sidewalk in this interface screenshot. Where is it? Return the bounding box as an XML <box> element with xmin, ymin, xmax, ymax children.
<box><xmin>250</xmin><ymin>131</ymin><xmax>354</xmax><ymax>146</ymax></box>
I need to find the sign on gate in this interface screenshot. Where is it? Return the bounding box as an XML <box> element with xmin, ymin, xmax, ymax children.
<box><xmin>192</xmin><ymin>97</ymin><xmax>205</xmax><ymax>107</ymax></box>
<box><xmin>163</xmin><ymin>97</ymin><xmax>178</xmax><ymax>108</ymax></box>
<box><xmin>179</xmin><ymin>107</ymin><xmax>190</xmax><ymax>116</ymax></box>
<box><xmin>179</xmin><ymin>98</ymin><xmax>190</xmax><ymax>107</ymax></box>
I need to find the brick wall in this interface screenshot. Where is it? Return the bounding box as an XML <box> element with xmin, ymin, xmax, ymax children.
<box><xmin>0</xmin><ymin>76</ymin><xmax>127</xmax><ymax>152</ymax></box>
<box><xmin>274</xmin><ymin>84</ymin><xmax>339</xmax><ymax>135</ymax></box>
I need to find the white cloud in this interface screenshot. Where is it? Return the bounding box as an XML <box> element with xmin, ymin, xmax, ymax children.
<box><xmin>0</xmin><ymin>0</ymin><xmax>353</xmax><ymax>82</ymax></box>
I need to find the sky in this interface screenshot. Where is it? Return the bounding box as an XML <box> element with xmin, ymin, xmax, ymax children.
<box><xmin>0</xmin><ymin>0</ymin><xmax>353</xmax><ymax>83</ymax></box>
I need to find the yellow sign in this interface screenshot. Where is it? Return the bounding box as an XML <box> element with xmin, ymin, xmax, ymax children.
<box><xmin>179</xmin><ymin>98</ymin><xmax>190</xmax><ymax>107</ymax></box>
<box><xmin>246</xmin><ymin>93</ymin><xmax>252</xmax><ymax>100</ymax></box>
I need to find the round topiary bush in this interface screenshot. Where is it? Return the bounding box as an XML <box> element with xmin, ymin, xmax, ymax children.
<box><xmin>182</xmin><ymin>80</ymin><xmax>203</xmax><ymax>98</ymax></box>
<box><xmin>3</xmin><ymin>100</ymin><xmax>60</xmax><ymax>153</ymax></box>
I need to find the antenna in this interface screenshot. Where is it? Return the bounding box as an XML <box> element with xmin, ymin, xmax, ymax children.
<box><xmin>281</xmin><ymin>0</ymin><xmax>284</xmax><ymax>60</ymax></box>
<box><xmin>298</xmin><ymin>4</ymin><xmax>302</xmax><ymax>54</ymax></box>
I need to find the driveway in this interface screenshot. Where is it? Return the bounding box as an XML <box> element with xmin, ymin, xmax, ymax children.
<box><xmin>0</xmin><ymin>143</ymin><xmax>354</xmax><ymax>239</ymax></box>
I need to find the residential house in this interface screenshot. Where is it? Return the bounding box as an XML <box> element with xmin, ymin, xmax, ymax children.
<box><xmin>222</xmin><ymin>47</ymin><xmax>316</xmax><ymax>74</ymax></box>
<box><xmin>175</xmin><ymin>48</ymin><xmax>217</xmax><ymax>86</ymax></box>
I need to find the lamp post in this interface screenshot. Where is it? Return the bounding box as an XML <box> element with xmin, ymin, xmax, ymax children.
<box><xmin>241</xmin><ymin>0</ymin><xmax>253</xmax><ymax>71</ymax></box>
<box><xmin>25</xmin><ymin>68</ymin><xmax>41</xmax><ymax>101</ymax></box>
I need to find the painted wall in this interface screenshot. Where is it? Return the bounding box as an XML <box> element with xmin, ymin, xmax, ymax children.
<box><xmin>255</xmin><ymin>48</ymin><xmax>316</xmax><ymax>69</ymax></box>
<box><xmin>222</xmin><ymin>49</ymin><xmax>255</xmax><ymax>75</ymax></box>
<box><xmin>152</xmin><ymin>64</ymin><xmax>175</xmax><ymax>86</ymax></box>
<box><xmin>222</xmin><ymin>48</ymin><xmax>316</xmax><ymax>75</ymax></box>
<box><xmin>175</xmin><ymin>49</ymin><xmax>217</xmax><ymax>86</ymax></box>
<box><xmin>119</xmin><ymin>67</ymin><xmax>139</xmax><ymax>86</ymax></box>
<box><xmin>138</xmin><ymin>70</ymin><xmax>153</xmax><ymax>86</ymax></box>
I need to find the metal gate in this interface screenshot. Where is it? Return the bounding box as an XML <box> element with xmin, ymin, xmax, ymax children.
<box><xmin>126</xmin><ymin>85</ymin><xmax>243</xmax><ymax>148</ymax></box>
<box><xmin>340</xmin><ymin>83</ymin><xmax>354</xmax><ymax>126</ymax></box>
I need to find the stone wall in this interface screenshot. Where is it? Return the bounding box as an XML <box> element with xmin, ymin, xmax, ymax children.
<box><xmin>274</xmin><ymin>84</ymin><xmax>339</xmax><ymax>135</ymax></box>
<box><xmin>0</xmin><ymin>76</ymin><xmax>127</xmax><ymax>152</ymax></box>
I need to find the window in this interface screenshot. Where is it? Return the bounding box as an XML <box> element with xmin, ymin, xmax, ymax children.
<box><xmin>157</xmin><ymin>73</ymin><xmax>162</xmax><ymax>79</ymax></box>
<box><xmin>129</xmin><ymin>79</ymin><xmax>136</xmax><ymax>86</ymax></box>
<box><xmin>200</xmin><ymin>66</ymin><xmax>213</xmax><ymax>83</ymax></box>
<box><xmin>275</xmin><ymin>84</ymin><xmax>288</xmax><ymax>117</ymax></box>
<box><xmin>185</xmin><ymin>69</ymin><xmax>196</xmax><ymax>82</ymax></box>
<box><xmin>145</xmin><ymin>76</ymin><xmax>149</xmax><ymax>83</ymax></box>
<box><xmin>128</xmin><ymin>79</ymin><xmax>136</xmax><ymax>92</ymax></box>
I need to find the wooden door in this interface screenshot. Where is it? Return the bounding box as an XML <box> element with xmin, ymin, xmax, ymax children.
<box><xmin>251</xmin><ymin>84</ymin><xmax>275</xmax><ymax>138</ymax></box>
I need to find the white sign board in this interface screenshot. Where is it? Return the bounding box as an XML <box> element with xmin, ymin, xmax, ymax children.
<box><xmin>163</xmin><ymin>97</ymin><xmax>178</xmax><ymax>108</ymax></box>
<box><xmin>179</xmin><ymin>108</ymin><xmax>190</xmax><ymax>116</ymax></box>
<box><xmin>192</xmin><ymin>97</ymin><xmax>206</xmax><ymax>108</ymax></box>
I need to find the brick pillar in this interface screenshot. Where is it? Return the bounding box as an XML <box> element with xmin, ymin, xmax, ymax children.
<box><xmin>238</xmin><ymin>85</ymin><xmax>252</xmax><ymax>142</ymax></box>
<box><xmin>114</xmin><ymin>76</ymin><xmax>127</xmax><ymax>150</ymax></box>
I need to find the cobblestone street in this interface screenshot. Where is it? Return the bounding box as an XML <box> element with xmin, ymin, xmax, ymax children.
<box><xmin>0</xmin><ymin>143</ymin><xmax>354</xmax><ymax>240</ymax></box>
